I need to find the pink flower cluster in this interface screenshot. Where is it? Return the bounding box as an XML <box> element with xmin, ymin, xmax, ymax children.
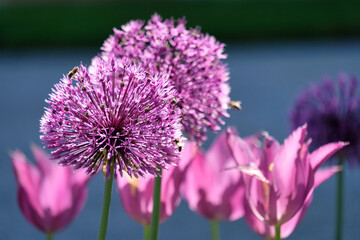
<box><xmin>13</xmin><ymin>13</ymin><xmax>233</xmax><ymax>237</ymax></box>
<box><xmin>40</xmin><ymin>57</ymin><xmax>181</xmax><ymax>178</ymax></box>
<box><xmin>116</xmin><ymin>125</ymin><xmax>346</xmax><ymax>239</ymax></box>
<box><xmin>11</xmin><ymin>13</ymin><xmax>351</xmax><ymax>240</ymax></box>
<box><xmin>101</xmin><ymin>14</ymin><xmax>230</xmax><ymax>143</ymax></box>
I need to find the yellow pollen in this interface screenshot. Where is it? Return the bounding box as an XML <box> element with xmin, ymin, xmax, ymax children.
<box><xmin>125</xmin><ymin>173</ymin><xmax>139</xmax><ymax>197</ymax></box>
<box><xmin>269</xmin><ymin>163</ymin><xmax>274</xmax><ymax>171</ymax></box>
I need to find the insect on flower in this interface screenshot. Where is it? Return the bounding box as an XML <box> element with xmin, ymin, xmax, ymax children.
<box><xmin>67</xmin><ymin>66</ymin><xmax>79</xmax><ymax>78</ymax></box>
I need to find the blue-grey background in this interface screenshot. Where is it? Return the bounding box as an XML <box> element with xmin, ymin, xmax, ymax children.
<box><xmin>1</xmin><ymin>40</ymin><xmax>360</xmax><ymax>239</ymax></box>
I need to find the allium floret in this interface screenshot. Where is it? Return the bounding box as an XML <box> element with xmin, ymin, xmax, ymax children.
<box><xmin>40</xmin><ymin>57</ymin><xmax>182</xmax><ymax>178</ymax></box>
<box><xmin>291</xmin><ymin>73</ymin><xmax>360</xmax><ymax>165</ymax></box>
<box><xmin>100</xmin><ymin>14</ymin><xmax>230</xmax><ymax>143</ymax></box>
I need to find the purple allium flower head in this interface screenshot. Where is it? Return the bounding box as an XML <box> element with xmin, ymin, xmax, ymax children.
<box><xmin>100</xmin><ymin>14</ymin><xmax>231</xmax><ymax>143</ymax></box>
<box><xmin>40</xmin><ymin>57</ymin><xmax>182</xmax><ymax>178</ymax></box>
<box><xmin>290</xmin><ymin>73</ymin><xmax>360</xmax><ymax>165</ymax></box>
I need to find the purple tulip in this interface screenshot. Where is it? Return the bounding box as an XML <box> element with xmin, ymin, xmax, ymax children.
<box><xmin>11</xmin><ymin>145</ymin><xmax>89</xmax><ymax>235</ymax></box>
<box><xmin>244</xmin><ymin>166</ymin><xmax>341</xmax><ymax>239</ymax></box>
<box><xmin>226</xmin><ymin>124</ymin><xmax>347</xmax><ymax>226</ymax></box>
<box><xmin>116</xmin><ymin>142</ymin><xmax>195</xmax><ymax>225</ymax></box>
<box><xmin>181</xmin><ymin>129</ymin><xmax>245</xmax><ymax>221</ymax></box>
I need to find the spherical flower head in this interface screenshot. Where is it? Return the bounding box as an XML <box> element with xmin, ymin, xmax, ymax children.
<box><xmin>40</xmin><ymin>57</ymin><xmax>182</xmax><ymax>178</ymax></box>
<box><xmin>291</xmin><ymin>73</ymin><xmax>360</xmax><ymax>165</ymax></box>
<box><xmin>100</xmin><ymin>13</ymin><xmax>230</xmax><ymax>143</ymax></box>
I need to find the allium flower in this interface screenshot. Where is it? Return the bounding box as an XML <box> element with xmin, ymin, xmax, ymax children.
<box><xmin>181</xmin><ymin>129</ymin><xmax>245</xmax><ymax>221</ymax></box>
<box><xmin>226</xmin><ymin>125</ymin><xmax>347</xmax><ymax>226</ymax></box>
<box><xmin>100</xmin><ymin>14</ymin><xmax>230</xmax><ymax>143</ymax></box>
<box><xmin>40</xmin><ymin>57</ymin><xmax>182</xmax><ymax>177</ymax></box>
<box><xmin>11</xmin><ymin>145</ymin><xmax>89</xmax><ymax>235</ymax></box>
<box><xmin>291</xmin><ymin>73</ymin><xmax>360</xmax><ymax>164</ymax></box>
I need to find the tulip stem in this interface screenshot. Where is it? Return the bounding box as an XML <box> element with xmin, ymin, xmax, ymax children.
<box><xmin>211</xmin><ymin>220</ymin><xmax>219</xmax><ymax>240</ymax></box>
<box><xmin>144</xmin><ymin>225</ymin><xmax>150</xmax><ymax>240</ymax></box>
<box><xmin>150</xmin><ymin>168</ymin><xmax>162</xmax><ymax>240</ymax></box>
<box><xmin>97</xmin><ymin>163</ymin><xmax>115</xmax><ymax>240</ymax></box>
<box><xmin>46</xmin><ymin>233</ymin><xmax>52</xmax><ymax>240</ymax></box>
<box><xmin>335</xmin><ymin>156</ymin><xmax>344</xmax><ymax>240</ymax></box>
<box><xmin>275</xmin><ymin>225</ymin><xmax>281</xmax><ymax>240</ymax></box>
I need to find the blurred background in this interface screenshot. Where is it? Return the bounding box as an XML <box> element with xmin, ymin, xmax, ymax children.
<box><xmin>1</xmin><ymin>0</ymin><xmax>360</xmax><ymax>239</ymax></box>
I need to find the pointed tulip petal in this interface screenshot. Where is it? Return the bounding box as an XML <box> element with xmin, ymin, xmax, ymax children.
<box><xmin>30</xmin><ymin>144</ymin><xmax>53</xmax><ymax>176</ymax></box>
<box><xmin>309</xmin><ymin>142</ymin><xmax>348</xmax><ymax>171</ymax></box>
<box><xmin>226</xmin><ymin>127</ymin><xmax>255</xmax><ymax>166</ymax></box>
<box><xmin>314</xmin><ymin>166</ymin><xmax>341</xmax><ymax>188</ymax></box>
<box><xmin>229</xmin><ymin>164</ymin><xmax>269</xmax><ymax>184</ymax></box>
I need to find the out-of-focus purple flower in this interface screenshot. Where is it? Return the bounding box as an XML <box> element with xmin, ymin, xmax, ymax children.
<box><xmin>291</xmin><ymin>73</ymin><xmax>360</xmax><ymax>165</ymax></box>
<box><xmin>244</xmin><ymin>166</ymin><xmax>341</xmax><ymax>239</ymax></box>
<box><xmin>11</xmin><ymin>145</ymin><xmax>89</xmax><ymax>235</ymax></box>
<box><xmin>100</xmin><ymin>14</ymin><xmax>230</xmax><ymax>143</ymax></box>
<box><xmin>227</xmin><ymin>124</ymin><xmax>347</xmax><ymax>226</ymax></box>
<box><xmin>116</xmin><ymin>143</ymin><xmax>194</xmax><ymax>225</ymax></box>
<box><xmin>181</xmin><ymin>129</ymin><xmax>245</xmax><ymax>221</ymax></box>
<box><xmin>40</xmin><ymin>57</ymin><xmax>182</xmax><ymax>178</ymax></box>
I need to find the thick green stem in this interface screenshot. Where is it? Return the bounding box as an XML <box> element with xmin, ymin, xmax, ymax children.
<box><xmin>46</xmin><ymin>233</ymin><xmax>53</xmax><ymax>240</ymax></box>
<box><xmin>144</xmin><ymin>225</ymin><xmax>150</xmax><ymax>240</ymax></box>
<box><xmin>97</xmin><ymin>163</ymin><xmax>115</xmax><ymax>240</ymax></box>
<box><xmin>275</xmin><ymin>225</ymin><xmax>281</xmax><ymax>240</ymax></box>
<box><xmin>211</xmin><ymin>220</ymin><xmax>219</xmax><ymax>240</ymax></box>
<box><xmin>335</xmin><ymin>156</ymin><xmax>345</xmax><ymax>240</ymax></box>
<box><xmin>150</xmin><ymin>168</ymin><xmax>162</xmax><ymax>240</ymax></box>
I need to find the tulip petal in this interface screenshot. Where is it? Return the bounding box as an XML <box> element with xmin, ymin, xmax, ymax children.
<box><xmin>31</xmin><ymin>144</ymin><xmax>53</xmax><ymax>176</ymax></box>
<box><xmin>281</xmin><ymin>166</ymin><xmax>340</xmax><ymax>238</ymax></box>
<box><xmin>181</xmin><ymin>129</ymin><xmax>245</xmax><ymax>221</ymax></box>
<box><xmin>230</xmin><ymin>164</ymin><xmax>269</xmax><ymax>184</ymax></box>
<box><xmin>226</xmin><ymin>127</ymin><xmax>255</xmax><ymax>166</ymax></box>
<box><xmin>11</xmin><ymin>146</ymin><xmax>89</xmax><ymax>233</ymax></box>
<box><xmin>309</xmin><ymin>142</ymin><xmax>348</xmax><ymax>171</ymax></box>
<box><xmin>11</xmin><ymin>151</ymin><xmax>43</xmax><ymax>216</ymax></box>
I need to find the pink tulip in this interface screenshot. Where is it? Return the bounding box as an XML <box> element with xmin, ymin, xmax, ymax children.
<box><xmin>116</xmin><ymin>142</ymin><xmax>196</xmax><ymax>226</ymax></box>
<box><xmin>181</xmin><ymin>129</ymin><xmax>245</xmax><ymax>221</ymax></box>
<box><xmin>227</xmin><ymin>124</ymin><xmax>347</xmax><ymax>226</ymax></box>
<box><xmin>244</xmin><ymin>166</ymin><xmax>341</xmax><ymax>239</ymax></box>
<box><xmin>11</xmin><ymin>145</ymin><xmax>89</xmax><ymax>235</ymax></box>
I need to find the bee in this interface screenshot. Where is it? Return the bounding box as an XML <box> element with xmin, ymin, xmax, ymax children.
<box><xmin>174</xmin><ymin>137</ymin><xmax>186</xmax><ymax>152</ymax></box>
<box><xmin>229</xmin><ymin>100</ymin><xmax>242</xmax><ymax>110</ymax></box>
<box><xmin>67</xmin><ymin>66</ymin><xmax>79</xmax><ymax>78</ymax></box>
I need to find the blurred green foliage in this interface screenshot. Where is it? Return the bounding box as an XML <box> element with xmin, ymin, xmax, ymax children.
<box><xmin>0</xmin><ymin>0</ymin><xmax>359</xmax><ymax>48</ymax></box>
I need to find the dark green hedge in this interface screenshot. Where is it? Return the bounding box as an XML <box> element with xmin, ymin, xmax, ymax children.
<box><xmin>0</xmin><ymin>0</ymin><xmax>359</xmax><ymax>48</ymax></box>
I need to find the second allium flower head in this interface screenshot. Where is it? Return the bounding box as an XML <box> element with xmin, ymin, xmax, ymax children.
<box><xmin>40</xmin><ymin>57</ymin><xmax>182</xmax><ymax>178</ymax></box>
<box><xmin>101</xmin><ymin>14</ymin><xmax>230</xmax><ymax>143</ymax></box>
<box><xmin>291</xmin><ymin>73</ymin><xmax>360</xmax><ymax>165</ymax></box>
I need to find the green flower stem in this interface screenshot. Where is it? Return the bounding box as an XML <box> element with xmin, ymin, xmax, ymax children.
<box><xmin>97</xmin><ymin>163</ymin><xmax>115</xmax><ymax>240</ymax></box>
<box><xmin>211</xmin><ymin>220</ymin><xmax>219</xmax><ymax>240</ymax></box>
<box><xmin>46</xmin><ymin>233</ymin><xmax>53</xmax><ymax>240</ymax></box>
<box><xmin>150</xmin><ymin>168</ymin><xmax>162</xmax><ymax>240</ymax></box>
<box><xmin>335</xmin><ymin>156</ymin><xmax>345</xmax><ymax>240</ymax></box>
<box><xmin>275</xmin><ymin>225</ymin><xmax>281</xmax><ymax>240</ymax></box>
<box><xmin>144</xmin><ymin>225</ymin><xmax>150</xmax><ymax>240</ymax></box>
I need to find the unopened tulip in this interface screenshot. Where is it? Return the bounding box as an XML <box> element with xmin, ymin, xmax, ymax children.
<box><xmin>181</xmin><ymin>129</ymin><xmax>245</xmax><ymax>221</ymax></box>
<box><xmin>11</xmin><ymin>145</ymin><xmax>89</xmax><ymax>236</ymax></box>
<box><xmin>116</xmin><ymin>142</ymin><xmax>197</xmax><ymax>226</ymax></box>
